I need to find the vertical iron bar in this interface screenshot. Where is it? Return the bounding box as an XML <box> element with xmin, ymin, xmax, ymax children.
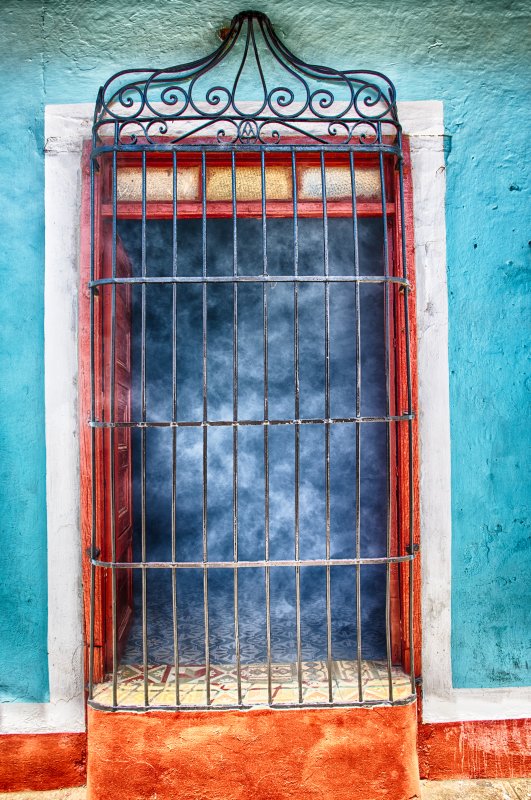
<box><xmin>88</xmin><ymin>155</ymin><xmax>96</xmax><ymax>702</ymax></box>
<box><xmin>171</xmin><ymin>151</ymin><xmax>180</xmax><ymax>706</ymax></box>
<box><xmin>292</xmin><ymin>149</ymin><xmax>303</xmax><ymax>704</ymax></box>
<box><xmin>201</xmin><ymin>150</ymin><xmax>211</xmax><ymax>706</ymax></box>
<box><xmin>349</xmin><ymin>150</ymin><xmax>364</xmax><ymax>702</ymax></box>
<box><xmin>231</xmin><ymin>151</ymin><xmax>242</xmax><ymax>705</ymax></box>
<box><xmin>261</xmin><ymin>150</ymin><xmax>272</xmax><ymax>705</ymax></box>
<box><xmin>141</xmin><ymin>150</ymin><xmax>149</xmax><ymax>708</ymax></box>
<box><xmin>86</xmin><ymin>27</ymin><xmax>417</xmax><ymax>715</ymax></box>
<box><xmin>320</xmin><ymin>152</ymin><xmax>333</xmax><ymax>703</ymax></box>
<box><xmin>397</xmin><ymin>135</ymin><xmax>416</xmax><ymax>694</ymax></box>
<box><xmin>378</xmin><ymin>132</ymin><xmax>394</xmax><ymax>703</ymax></box>
<box><xmin>110</xmin><ymin>146</ymin><xmax>118</xmax><ymax>707</ymax></box>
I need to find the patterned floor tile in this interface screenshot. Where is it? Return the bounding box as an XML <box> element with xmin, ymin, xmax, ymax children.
<box><xmin>93</xmin><ymin>658</ymin><xmax>412</xmax><ymax>707</ymax></box>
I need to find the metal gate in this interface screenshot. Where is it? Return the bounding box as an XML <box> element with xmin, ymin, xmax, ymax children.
<box><xmin>86</xmin><ymin>10</ymin><xmax>417</xmax><ymax>710</ymax></box>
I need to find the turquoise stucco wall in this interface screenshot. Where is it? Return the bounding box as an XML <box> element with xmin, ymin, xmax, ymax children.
<box><xmin>0</xmin><ymin>2</ymin><xmax>49</xmax><ymax>703</ymax></box>
<box><xmin>0</xmin><ymin>0</ymin><xmax>529</xmax><ymax>702</ymax></box>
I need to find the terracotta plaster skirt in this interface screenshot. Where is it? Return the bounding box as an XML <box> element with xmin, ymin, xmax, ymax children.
<box><xmin>87</xmin><ymin>701</ymin><xmax>420</xmax><ymax>799</ymax></box>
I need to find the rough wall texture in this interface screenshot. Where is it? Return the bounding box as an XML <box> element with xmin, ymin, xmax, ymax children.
<box><xmin>0</xmin><ymin>0</ymin><xmax>529</xmax><ymax>703</ymax></box>
<box><xmin>87</xmin><ymin>705</ymin><xmax>420</xmax><ymax>800</ymax></box>
<box><xmin>418</xmin><ymin>718</ymin><xmax>531</xmax><ymax>780</ymax></box>
<box><xmin>0</xmin><ymin>0</ymin><xmax>49</xmax><ymax>703</ymax></box>
<box><xmin>0</xmin><ymin>733</ymin><xmax>86</xmax><ymax>792</ymax></box>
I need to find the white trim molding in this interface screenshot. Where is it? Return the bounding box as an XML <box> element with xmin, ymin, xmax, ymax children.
<box><xmin>0</xmin><ymin>108</ymin><xmax>90</xmax><ymax>735</ymax></box>
<box><xmin>403</xmin><ymin>102</ymin><xmax>531</xmax><ymax>722</ymax></box>
<box><xmin>2</xmin><ymin>100</ymin><xmax>529</xmax><ymax>733</ymax></box>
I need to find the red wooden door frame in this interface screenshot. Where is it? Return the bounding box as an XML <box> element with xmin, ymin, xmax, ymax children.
<box><xmin>80</xmin><ymin>142</ymin><xmax>104</xmax><ymax>681</ymax></box>
<box><xmin>79</xmin><ymin>139</ymin><xmax>421</xmax><ymax>684</ymax></box>
<box><xmin>393</xmin><ymin>138</ymin><xmax>421</xmax><ymax>677</ymax></box>
<box><xmin>80</xmin><ymin>142</ymin><xmax>134</xmax><ymax>682</ymax></box>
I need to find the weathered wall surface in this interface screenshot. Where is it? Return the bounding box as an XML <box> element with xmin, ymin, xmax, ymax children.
<box><xmin>0</xmin><ymin>1</ymin><xmax>49</xmax><ymax>703</ymax></box>
<box><xmin>87</xmin><ymin>705</ymin><xmax>420</xmax><ymax>800</ymax></box>
<box><xmin>418</xmin><ymin>717</ymin><xmax>531</xmax><ymax>780</ymax></box>
<box><xmin>0</xmin><ymin>0</ymin><xmax>529</xmax><ymax>707</ymax></box>
<box><xmin>0</xmin><ymin>733</ymin><xmax>86</xmax><ymax>793</ymax></box>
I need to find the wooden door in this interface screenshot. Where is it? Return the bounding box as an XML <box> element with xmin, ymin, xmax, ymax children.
<box><xmin>102</xmin><ymin>231</ymin><xmax>134</xmax><ymax>673</ymax></box>
<box><xmin>80</xmin><ymin>148</ymin><xmax>134</xmax><ymax>683</ymax></box>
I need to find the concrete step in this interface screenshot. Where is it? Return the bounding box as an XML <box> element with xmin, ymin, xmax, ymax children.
<box><xmin>0</xmin><ymin>791</ymin><xmax>86</xmax><ymax>800</ymax></box>
<box><xmin>1</xmin><ymin>779</ymin><xmax>529</xmax><ymax>799</ymax></box>
<box><xmin>421</xmin><ymin>779</ymin><xmax>531</xmax><ymax>799</ymax></box>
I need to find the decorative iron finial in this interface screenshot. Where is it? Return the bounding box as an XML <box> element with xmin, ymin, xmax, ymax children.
<box><xmin>93</xmin><ymin>10</ymin><xmax>399</xmax><ymax>148</ymax></box>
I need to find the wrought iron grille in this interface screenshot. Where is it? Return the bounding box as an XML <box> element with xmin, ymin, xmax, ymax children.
<box><xmin>86</xmin><ymin>10</ymin><xmax>416</xmax><ymax>711</ymax></box>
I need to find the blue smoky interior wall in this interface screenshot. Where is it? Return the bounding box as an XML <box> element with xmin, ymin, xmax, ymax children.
<box><xmin>0</xmin><ymin>0</ymin><xmax>529</xmax><ymax>702</ymax></box>
<box><xmin>118</xmin><ymin>216</ymin><xmax>388</xmax><ymax>666</ymax></box>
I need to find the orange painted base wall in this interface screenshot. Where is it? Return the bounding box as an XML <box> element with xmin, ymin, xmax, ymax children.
<box><xmin>418</xmin><ymin>718</ymin><xmax>531</xmax><ymax>780</ymax></box>
<box><xmin>0</xmin><ymin>732</ymin><xmax>86</xmax><ymax>792</ymax></box>
<box><xmin>87</xmin><ymin>703</ymin><xmax>420</xmax><ymax>800</ymax></box>
<box><xmin>2</xmin><ymin>712</ymin><xmax>530</xmax><ymax>793</ymax></box>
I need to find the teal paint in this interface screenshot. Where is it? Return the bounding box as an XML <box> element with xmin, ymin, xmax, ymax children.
<box><xmin>0</xmin><ymin>1</ymin><xmax>49</xmax><ymax>702</ymax></box>
<box><xmin>0</xmin><ymin>0</ymin><xmax>529</xmax><ymax>699</ymax></box>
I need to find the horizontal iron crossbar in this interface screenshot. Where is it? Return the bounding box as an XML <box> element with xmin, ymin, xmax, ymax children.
<box><xmin>92</xmin><ymin>143</ymin><xmax>403</xmax><ymax>155</ymax></box>
<box><xmin>90</xmin><ymin>415</ymin><xmax>414</xmax><ymax>428</ymax></box>
<box><xmin>93</xmin><ymin>555</ymin><xmax>414</xmax><ymax>569</ymax></box>
<box><xmin>90</xmin><ymin>275</ymin><xmax>409</xmax><ymax>287</ymax></box>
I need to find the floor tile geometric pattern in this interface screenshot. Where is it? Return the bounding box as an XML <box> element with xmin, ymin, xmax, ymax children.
<box><xmin>93</xmin><ymin>659</ymin><xmax>412</xmax><ymax>707</ymax></box>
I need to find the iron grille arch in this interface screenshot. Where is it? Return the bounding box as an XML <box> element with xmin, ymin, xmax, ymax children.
<box><xmin>84</xmin><ymin>9</ymin><xmax>417</xmax><ymax>711</ymax></box>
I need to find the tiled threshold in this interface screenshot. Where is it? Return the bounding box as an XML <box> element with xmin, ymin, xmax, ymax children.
<box><xmin>2</xmin><ymin>779</ymin><xmax>530</xmax><ymax>799</ymax></box>
<box><xmin>92</xmin><ymin>658</ymin><xmax>412</xmax><ymax>707</ymax></box>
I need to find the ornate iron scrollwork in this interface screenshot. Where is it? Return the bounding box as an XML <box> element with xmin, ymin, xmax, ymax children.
<box><xmin>87</xmin><ymin>10</ymin><xmax>416</xmax><ymax>714</ymax></box>
<box><xmin>92</xmin><ymin>10</ymin><xmax>400</xmax><ymax>149</ymax></box>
